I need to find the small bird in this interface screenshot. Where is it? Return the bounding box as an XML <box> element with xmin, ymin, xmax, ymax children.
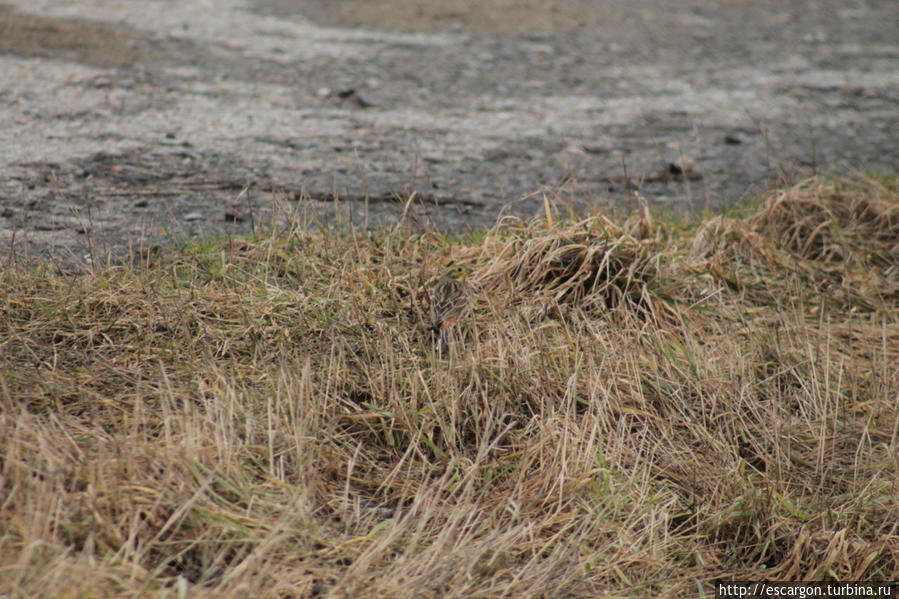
<box><xmin>430</xmin><ymin>264</ymin><xmax>471</xmax><ymax>353</ymax></box>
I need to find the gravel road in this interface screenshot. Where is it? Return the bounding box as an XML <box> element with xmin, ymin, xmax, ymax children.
<box><xmin>1</xmin><ymin>0</ymin><xmax>897</xmax><ymax>266</ymax></box>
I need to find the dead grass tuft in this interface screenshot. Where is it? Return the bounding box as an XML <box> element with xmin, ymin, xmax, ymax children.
<box><xmin>691</xmin><ymin>176</ymin><xmax>899</xmax><ymax>311</ymax></box>
<box><xmin>749</xmin><ymin>176</ymin><xmax>899</xmax><ymax>268</ymax></box>
<box><xmin>1</xmin><ymin>175</ymin><xmax>898</xmax><ymax>597</ymax></box>
<box><xmin>471</xmin><ymin>209</ymin><xmax>664</xmax><ymax>323</ymax></box>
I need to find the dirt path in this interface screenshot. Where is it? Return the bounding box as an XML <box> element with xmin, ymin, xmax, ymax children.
<box><xmin>2</xmin><ymin>0</ymin><xmax>897</xmax><ymax>266</ymax></box>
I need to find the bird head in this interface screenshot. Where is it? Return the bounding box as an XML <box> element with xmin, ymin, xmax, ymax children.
<box><xmin>446</xmin><ymin>264</ymin><xmax>471</xmax><ymax>281</ymax></box>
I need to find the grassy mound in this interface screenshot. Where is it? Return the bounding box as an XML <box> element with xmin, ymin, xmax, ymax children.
<box><xmin>2</xmin><ymin>175</ymin><xmax>897</xmax><ymax>597</ymax></box>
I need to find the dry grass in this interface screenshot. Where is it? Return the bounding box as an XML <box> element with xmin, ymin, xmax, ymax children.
<box><xmin>2</xmin><ymin>175</ymin><xmax>898</xmax><ymax>598</ymax></box>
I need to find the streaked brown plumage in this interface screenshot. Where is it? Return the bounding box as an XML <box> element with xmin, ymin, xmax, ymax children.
<box><xmin>430</xmin><ymin>265</ymin><xmax>471</xmax><ymax>353</ymax></box>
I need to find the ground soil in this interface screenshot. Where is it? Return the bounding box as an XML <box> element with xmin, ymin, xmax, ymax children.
<box><xmin>1</xmin><ymin>0</ymin><xmax>897</xmax><ymax>267</ymax></box>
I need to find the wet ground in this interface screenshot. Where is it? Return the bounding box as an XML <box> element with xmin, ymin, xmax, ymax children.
<box><xmin>1</xmin><ymin>0</ymin><xmax>897</xmax><ymax>266</ymax></box>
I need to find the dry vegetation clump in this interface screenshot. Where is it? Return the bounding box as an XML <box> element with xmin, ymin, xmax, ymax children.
<box><xmin>749</xmin><ymin>176</ymin><xmax>899</xmax><ymax>268</ymax></box>
<box><xmin>691</xmin><ymin>176</ymin><xmax>899</xmax><ymax>310</ymax></box>
<box><xmin>468</xmin><ymin>203</ymin><xmax>672</xmax><ymax>326</ymax></box>
<box><xmin>1</xmin><ymin>175</ymin><xmax>898</xmax><ymax>598</ymax></box>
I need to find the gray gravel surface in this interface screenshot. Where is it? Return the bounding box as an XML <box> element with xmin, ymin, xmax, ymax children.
<box><xmin>1</xmin><ymin>0</ymin><xmax>897</xmax><ymax>266</ymax></box>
